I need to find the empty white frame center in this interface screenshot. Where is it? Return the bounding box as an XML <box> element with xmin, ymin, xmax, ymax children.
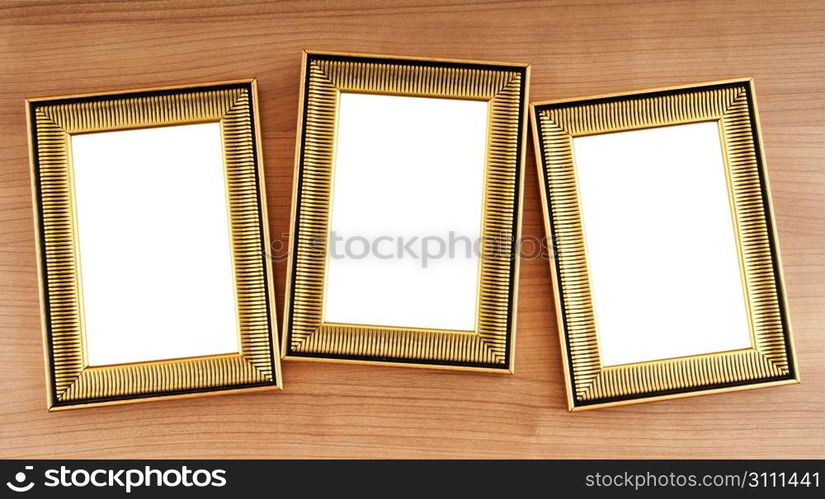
<box><xmin>71</xmin><ymin>123</ymin><xmax>240</xmax><ymax>366</ymax></box>
<box><xmin>323</xmin><ymin>93</ymin><xmax>489</xmax><ymax>331</ymax></box>
<box><xmin>572</xmin><ymin>121</ymin><xmax>751</xmax><ymax>366</ymax></box>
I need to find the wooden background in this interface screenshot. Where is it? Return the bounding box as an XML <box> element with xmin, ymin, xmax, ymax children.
<box><xmin>1</xmin><ymin>0</ymin><xmax>823</xmax><ymax>458</ymax></box>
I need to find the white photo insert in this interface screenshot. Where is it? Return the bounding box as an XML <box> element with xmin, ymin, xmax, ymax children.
<box><xmin>323</xmin><ymin>93</ymin><xmax>489</xmax><ymax>331</ymax></box>
<box><xmin>71</xmin><ymin>123</ymin><xmax>240</xmax><ymax>366</ymax></box>
<box><xmin>572</xmin><ymin>121</ymin><xmax>752</xmax><ymax>366</ymax></box>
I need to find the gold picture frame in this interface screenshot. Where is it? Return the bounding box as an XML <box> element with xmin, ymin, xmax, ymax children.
<box><xmin>531</xmin><ymin>79</ymin><xmax>798</xmax><ymax>410</ymax></box>
<box><xmin>28</xmin><ymin>80</ymin><xmax>282</xmax><ymax>410</ymax></box>
<box><xmin>283</xmin><ymin>51</ymin><xmax>530</xmax><ymax>371</ymax></box>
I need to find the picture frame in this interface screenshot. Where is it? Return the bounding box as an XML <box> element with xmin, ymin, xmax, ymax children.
<box><xmin>28</xmin><ymin>80</ymin><xmax>282</xmax><ymax>410</ymax></box>
<box><xmin>531</xmin><ymin>79</ymin><xmax>798</xmax><ymax>410</ymax></box>
<box><xmin>283</xmin><ymin>51</ymin><xmax>530</xmax><ymax>371</ymax></box>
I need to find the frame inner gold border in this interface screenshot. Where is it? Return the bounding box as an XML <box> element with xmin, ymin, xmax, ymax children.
<box><xmin>284</xmin><ymin>53</ymin><xmax>528</xmax><ymax>370</ymax></box>
<box><xmin>532</xmin><ymin>80</ymin><xmax>796</xmax><ymax>408</ymax></box>
<box><xmin>29</xmin><ymin>82</ymin><xmax>280</xmax><ymax>408</ymax></box>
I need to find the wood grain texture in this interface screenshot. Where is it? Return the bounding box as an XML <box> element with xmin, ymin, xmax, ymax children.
<box><xmin>0</xmin><ymin>0</ymin><xmax>822</xmax><ymax>458</ymax></box>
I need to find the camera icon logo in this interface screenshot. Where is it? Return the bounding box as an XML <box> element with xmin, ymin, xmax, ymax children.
<box><xmin>6</xmin><ymin>466</ymin><xmax>35</xmax><ymax>493</ymax></box>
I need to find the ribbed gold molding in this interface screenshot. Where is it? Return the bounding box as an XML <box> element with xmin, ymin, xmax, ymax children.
<box><xmin>29</xmin><ymin>81</ymin><xmax>280</xmax><ymax>409</ymax></box>
<box><xmin>532</xmin><ymin>80</ymin><xmax>796</xmax><ymax>409</ymax></box>
<box><xmin>285</xmin><ymin>52</ymin><xmax>529</xmax><ymax>370</ymax></box>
